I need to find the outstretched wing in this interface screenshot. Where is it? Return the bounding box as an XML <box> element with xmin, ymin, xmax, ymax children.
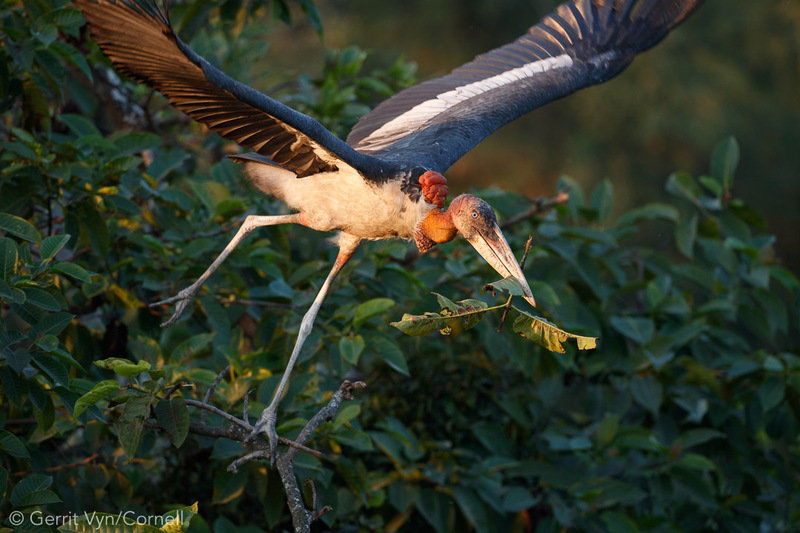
<box><xmin>76</xmin><ymin>0</ymin><xmax>392</xmax><ymax>179</ymax></box>
<box><xmin>346</xmin><ymin>0</ymin><xmax>704</xmax><ymax>173</ymax></box>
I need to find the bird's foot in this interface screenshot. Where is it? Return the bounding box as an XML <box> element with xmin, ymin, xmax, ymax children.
<box><xmin>249</xmin><ymin>404</ymin><xmax>279</xmax><ymax>466</ymax></box>
<box><xmin>149</xmin><ymin>284</ymin><xmax>201</xmax><ymax>327</ymax></box>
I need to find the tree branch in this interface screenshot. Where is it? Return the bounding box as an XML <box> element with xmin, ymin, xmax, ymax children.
<box><xmin>276</xmin><ymin>380</ymin><xmax>367</xmax><ymax>533</ymax></box>
<box><xmin>152</xmin><ymin>377</ymin><xmax>366</xmax><ymax>533</ymax></box>
<box><xmin>500</xmin><ymin>187</ymin><xmax>571</xmax><ymax>230</ymax></box>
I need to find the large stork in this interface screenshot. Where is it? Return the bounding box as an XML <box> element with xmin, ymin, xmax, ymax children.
<box><xmin>75</xmin><ymin>0</ymin><xmax>704</xmax><ymax>459</ymax></box>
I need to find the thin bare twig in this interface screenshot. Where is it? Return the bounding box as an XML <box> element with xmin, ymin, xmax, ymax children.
<box><xmin>228</xmin><ymin>450</ymin><xmax>271</xmax><ymax>473</ymax></box>
<box><xmin>220</xmin><ymin>299</ymin><xmax>294</xmax><ymax>309</ymax></box>
<box><xmin>496</xmin><ymin>235</ymin><xmax>534</xmax><ymax>333</ymax></box>
<box><xmin>186</xmin><ymin>399</ymin><xmax>251</xmax><ymax>431</ymax></box>
<box><xmin>11</xmin><ymin>454</ymin><xmax>100</xmax><ymax>477</ymax></box>
<box><xmin>500</xmin><ymin>187</ymin><xmax>571</xmax><ymax>230</ymax></box>
<box><xmin>242</xmin><ymin>390</ymin><xmax>251</xmax><ymax>422</ymax></box>
<box><xmin>201</xmin><ymin>366</ymin><xmax>230</xmax><ymax>424</ymax></box>
<box><xmin>185</xmin><ymin>399</ymin><xmax>325</xmax><ymax>460</ymax></box>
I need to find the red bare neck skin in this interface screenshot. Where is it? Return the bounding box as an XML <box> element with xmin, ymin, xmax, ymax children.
<box><xmin>419</xmin><ymin>171</ymin><xmax>448</xmax><ymax>208</ymax></box>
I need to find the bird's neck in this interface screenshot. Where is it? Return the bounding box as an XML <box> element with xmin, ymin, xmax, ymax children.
<box><xmin>414</xmin><ymin>208</ymin><xmax>457</xmax><ymax>253</ymax></box>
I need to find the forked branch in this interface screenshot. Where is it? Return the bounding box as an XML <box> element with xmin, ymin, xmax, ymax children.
<box><xmin>152</xmin><ymin>377</ymin><xmax>365</xmax><ymax>533</ymax></box>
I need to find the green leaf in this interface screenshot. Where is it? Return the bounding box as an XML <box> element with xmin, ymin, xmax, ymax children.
<box><xmin>590</xmin><ymin>179</ymin><xmax>614</xmax><ymax>223</ymax></box>
<box><xmin>0</xmin><ymin>236</ymin><xmax>18</xmax><ymax>281</ymax></box>
<box><xmin>118</xmin><ymin>395</ymin><xmax>153</xmax><ymax>459</ymax></box>
<box><xmin>32</xmin><ymin>354</ymin><xmax>70</xmax><ymax>387</ymax></box>
<box><xmin>333</xmin><ymin>404</ymin><xmax>361</xmax><ymax>429</ymax></box>
<box><xmin>103</xmin><ymin>155</ymin><xmax>142</xmax><ymax>176</ymax></box>
<box><xmin>0</xmin><ymin>429</ymin><xmax>31</xmax><ymax>459</ymax></box>
<box><xmin>610</xmin><ymin>316</ymin><xmax>655</xmax><ymax>345</ymax></box>
<box><xmin>22</xmin><ymin>287</ymin><xmax>61</xmax><ymax>311</ymax></box>
<box><xmin>160</xmin><ymin>501</ymin><xmax>199</xmax><ymax>533</ymax></box>
<box><xmin>677</xmin><ymin>453</ymin><xmax>718</xmax><ymax>472</ymax></box>
<box><xmin>676</xmin><ymin>214</ymin><xmax>698</xmax><ymax>258</ymax></box>
<box><xmin>51</xmin><ymin>261</ymin><xmax>93</xmax><ymax>282</ymax></box>
<box><xmin>415</xmin><ymin>488</ymin><xmax>451</xmax><ymax>533</ymax></box>
<box><xmin>170</xmin><ymin>332</ymin><xmax>215</xmax><ymax>363</ymax></box>
<box><xmin>41</xmin><ymin>6</ymin><xmax>86</xmax><ymax>30</ymax></box>
<box><xmin>0</xmin><ymin>213</ymin><xmax>42</xmax><ymax>243</ymax></box>
<box><xmin>212</xmin><ymin>470</ymin><xmax>248</xmax><ymax>505</ymax></box>
<box><xmin>34</xmin><ymin>23</ymin><xmax>58</xmax><ymax>45</ymax></box>
<box><xmin>32</xmin><ymin>395</ymin><xmax>55</xmax><ymax>432</ymax></box>
<box><xmin>155</xmin><ymin>397</ymin><xmax>190</xmax><ymax>448</ymax></box>
<box><xmin>482</xmin><ymin>276</ymin><xmax>528</xmax><ymax>297</ymax></box>
<box><xmin>0</xmin><ymin>278</ymin><xmax>26</xmax><ymax>303</ymax></box>
<box><xmin>391</xmin><ymin>294</ymin><xmax>490</xmax><ymax>336</ymax></box>
<box><xmin>353</xmin><ymin>297</ymin><xmax>395</xmax><ymax>327</ymax></box>
<box><xmin>711</xmin><ymin>136</ymin><xmax>739</xmax><ymax>193</ymax></box>
<box><xmin>596</xmin><ymin>415</ymin><xmax>620</xmax><ymax>446</ymax></box>
<box><xmin>78</xmin><ymin>203</ymin><xmax>109</xmax><ymax>256</ymax></box>
<box><xmin>369</xmin><ymin>335</ymin><xmax>409</xmax><ymax>376</ymax></box>
<box><xmin>571</xmin><ymin>477</ymin><xmax>647</xmax><ymax>508</ymax></box>
<box><xmin>617</xmin><ymin>202</ymin><xmax>679</xmax><ymax>226</ymax></box>
<box><xmin>630</xmin><ymin>375</ymin><xmax>663</xmax><ymax>414</ymax></box>
<box><xmin>759</xmin><ymin>376</ymin><xmax>785</xmax><ymax>412</ymax></box>
<box><xmin>94</xmin><ymin>358</ymin><xmax>151</xmax><ymax>378</ymax></box>
<box><xmin>15</xmin><ymin>488</ymin><xmax>62</xmax><ymax>507</ymax></box>
<box><xmin>111</xmin><ymin>131</ymin><xmax>161</xmax><ymax>156</ymax></box>
<box><xmin>471</xmin><ymin>421</ymin><xmax>514</xmax><ymax>456</ymax></box>
<box><xmin>600</xmin><ymin>511</ymin><xmax>639</xmax><ymax>533</ymax></box>
<box><xmin>452</xmin><ymin>486</ymin><xmax>492</xmax><ymax>533</ymax></box>
<box><xmin>58</xmin><ymin>113</ymin><xmax>100</xmax><ymax>137</ymax></box>
<box><xmin>147</xmin><ymin>149</ymin><xmax>189</xmax><ymax>180</ymax></box>
<box><xmin>331</xmin><ymin>427</ymin><xmax>374</xmax><ymax>451</ymax></box>
<box><xmin>671</xmin><ymin>468</ymin><xmax>717</xmax><ymax>508</ymax></box>
<box><xmin>298</xmin><ymin>0</ymin><xmax>324</xmax><ymax>36</ymax></box>
<box><xmin>29</xmin><ymin>311</ymin><xmax>75</xmax><ymax>339</ymax></box>
<box><xmin>73</xmin><ymin>380</ymin><xmax>122</xmax><ymax>418</ymax></box>
<box><xmin>513</xmin><ymin>311</ymin><xmax>598</xmax><ymax>353</ymax></box>
<box><xmin>502</xmin><ymin>487</ymin><xmax>538</xmax><ymax>513</ymax></box>
<box><xmin>665</xmin><ymin>171</ymin><xmax>703</xmax><ymax>204</ymax></box>
<box><xmin>40</xmin><ymin>234</ymin><xmax>71</xmax><ymax>261</ymax></box>
<box><xmin>1</xmin><ymin>140</ymin><xmax>38</xmax><ymax>161</ymax></box>
<box><xmin>10</xmin><ymin>474</ymin><xmax>52</xmax><ymax>506</ymax></box>
<box><xmin>699</xmin><ymin>175</ymin><xmax>722</xmax><ymax>197</ymax></box>
<box><xmin>339</xmin><ymin>334</ymin><xmax>365</xmax><ymax>365</ymax></box>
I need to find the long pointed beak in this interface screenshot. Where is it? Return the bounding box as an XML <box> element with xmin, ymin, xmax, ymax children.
<box><xmin>466</xmin><ymin>224</ymin><xmax>536</xmax><ymax>307</ymax></box>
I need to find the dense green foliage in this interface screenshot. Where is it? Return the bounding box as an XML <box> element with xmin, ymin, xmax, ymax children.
<box><xmin>2</xmin><ymin>1</ymin><xmax>799</xmax><ymax>532</ymax></box>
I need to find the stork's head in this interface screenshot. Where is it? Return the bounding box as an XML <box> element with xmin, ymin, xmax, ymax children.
<box><xmin>417</xmin><ymin>194</ymin><xmax>536</xmax><ymax>307</ymax></box>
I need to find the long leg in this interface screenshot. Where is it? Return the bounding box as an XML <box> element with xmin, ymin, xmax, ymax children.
<box><xmin>252</xmin><ymin>234</ymin><xmax>361</xmax><ymax>463</ymax></box>
<box><xmin>151</xmin><ymin>213</ymin><xmax>305</xmax><ymax>327</ymax></box>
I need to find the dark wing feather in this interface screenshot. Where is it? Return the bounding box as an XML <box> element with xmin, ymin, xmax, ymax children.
<box><xmin>346</xmin><ymin>0</ymin><xmax>704</xmax><ymax>173</ymax></box>
<box><xmin>75</xmin><ymin>0</ymin><xmax>394</xmax><ymax>179</ymax></box>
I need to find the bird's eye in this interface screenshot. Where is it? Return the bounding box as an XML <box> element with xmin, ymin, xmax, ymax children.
<box><xmin>471</xmin><ymin>211</ymin><xmax>478</xmax><ymax>218</ymax></box>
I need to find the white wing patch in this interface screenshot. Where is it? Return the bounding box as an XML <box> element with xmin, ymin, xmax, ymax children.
<box><xmin>357</xmin><ymin>54</ymin><xmax>574</xmax><ymax>152</ymax></box>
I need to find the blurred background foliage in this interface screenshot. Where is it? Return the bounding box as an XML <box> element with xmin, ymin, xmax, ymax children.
<box><xmin>1</xmin><ymin>0</ymin><xmax>799</xmax><ymax>532</ymax></box>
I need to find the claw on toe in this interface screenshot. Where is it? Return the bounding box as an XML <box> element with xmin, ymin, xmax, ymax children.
<box><xmin>149</xmin><ymin>290</ymin><xmax>195</xmax><ymax>327</ymax></box>
<box><xmin>250</xmin><ymin>413</ymin><xmax>280</xmax><ymax>465</ymax></box>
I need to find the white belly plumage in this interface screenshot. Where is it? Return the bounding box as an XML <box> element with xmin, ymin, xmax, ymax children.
<box><xmin>242</xmin><ymin>162</ymin><xmax>434</xmax><ymax>240</ymax></box>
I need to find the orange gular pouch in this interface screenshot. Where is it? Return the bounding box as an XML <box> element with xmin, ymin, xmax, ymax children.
<box><xmin>414</xmin><ymin>209</ymin><xmax>458</xmax><ymax>253</ymax></box>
